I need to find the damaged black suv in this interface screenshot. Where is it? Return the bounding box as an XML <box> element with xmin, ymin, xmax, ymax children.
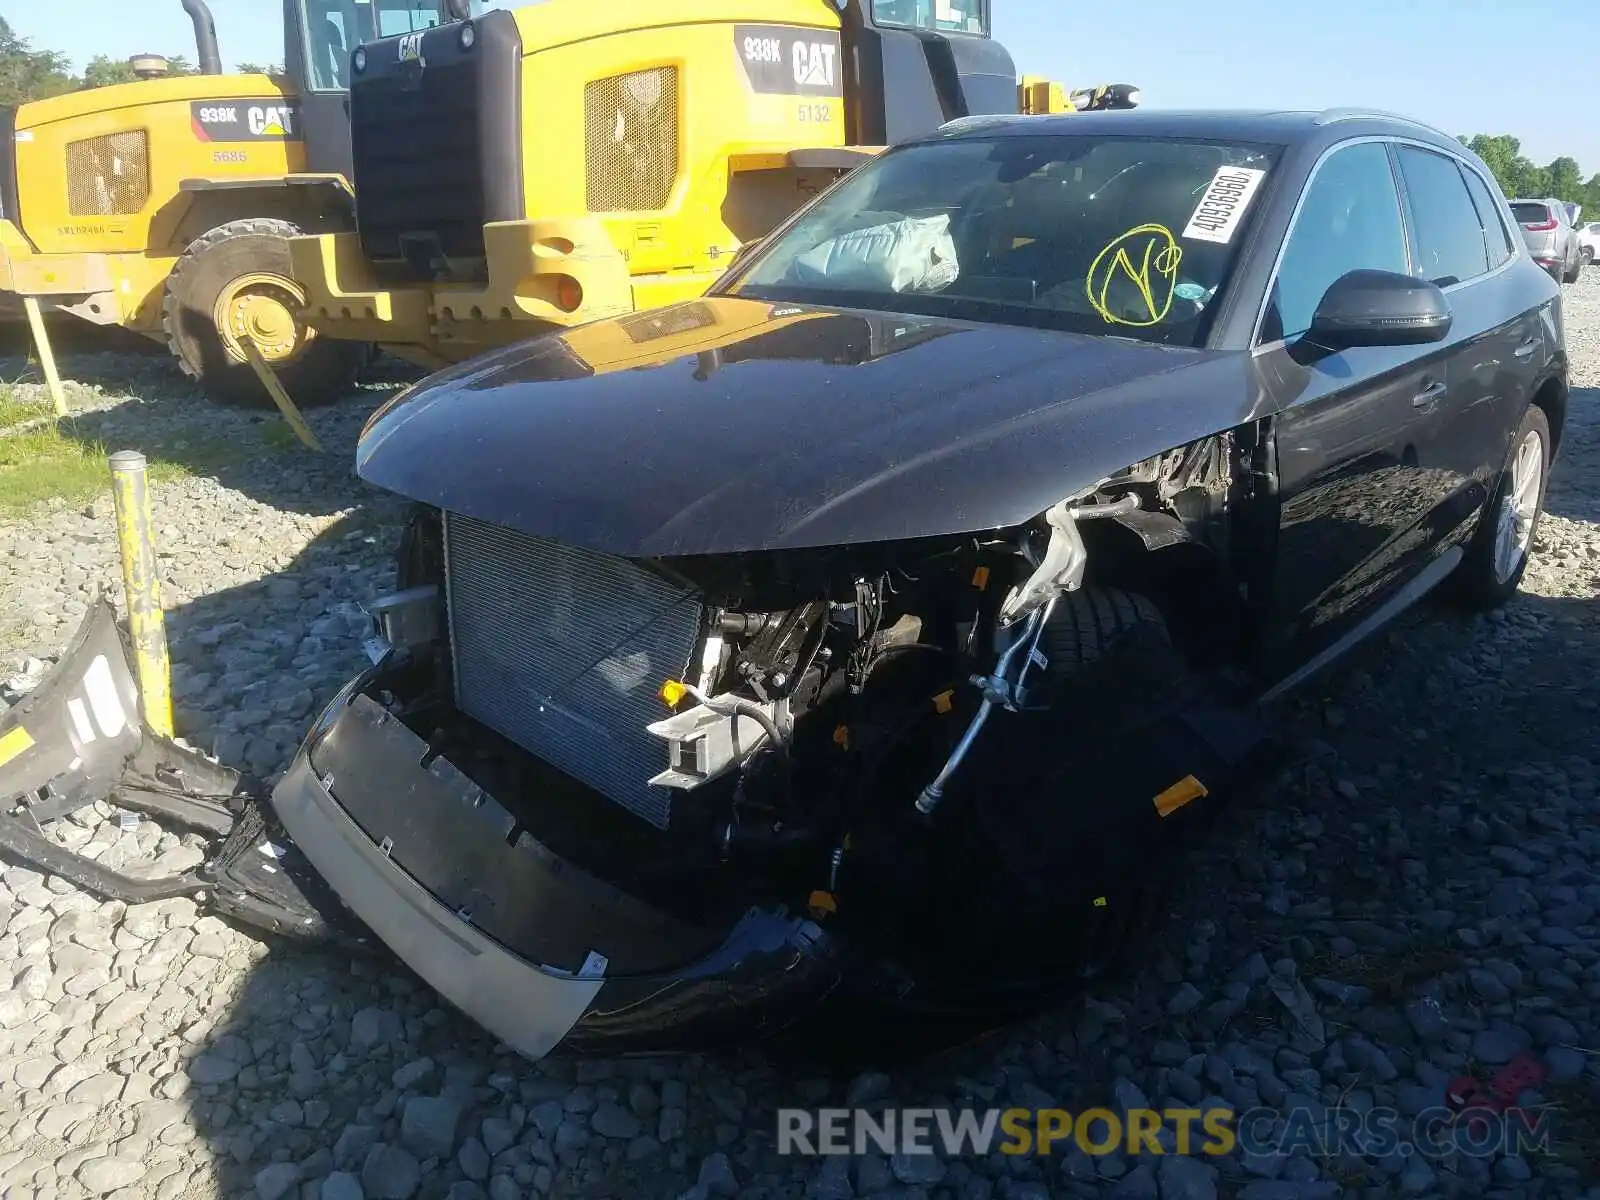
<box><xmin>3</xmin><ymin>109</ymin><xmax>1569</xmax><ymax>1060</ymax></box>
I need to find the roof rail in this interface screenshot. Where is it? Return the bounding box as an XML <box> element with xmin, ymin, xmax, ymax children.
<box><xmin>936</xmin><ymin>114</ymin><xmax>1026</xmax><ymax>135</ymax></box>
<box><xmin>1313</xmin><ymin>107</ymin><xmax>1442</xmax><ymax>135</ymax></box>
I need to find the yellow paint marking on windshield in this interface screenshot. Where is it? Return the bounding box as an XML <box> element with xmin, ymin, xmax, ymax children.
<box><xmin>1086</xmin><ymin>224</ymin><xmax>1183</xmax><ymax>327</ymax></box>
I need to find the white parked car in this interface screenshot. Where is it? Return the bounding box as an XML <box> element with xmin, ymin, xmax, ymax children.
<box><xmin>1579</xmin><ymin>220</ymin><xmax>1599</xmax><ymax>269</ymax></box>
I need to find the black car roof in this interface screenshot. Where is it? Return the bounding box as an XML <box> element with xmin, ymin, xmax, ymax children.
<box><xmin>920</xmin><ymin>107</ymin><xmax>1467</xmax><ymax>158</ymax></box>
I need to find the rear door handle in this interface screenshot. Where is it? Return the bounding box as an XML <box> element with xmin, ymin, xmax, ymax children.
<box><xmin>1513</xmin><ymin>337</ymin><xmax>1539</xmax><ymax>359</ymax></box>
<box><xmin>1413</xmin><ymin>380</ymin><xmax>1447</xmax><ymax>408</ymax></box>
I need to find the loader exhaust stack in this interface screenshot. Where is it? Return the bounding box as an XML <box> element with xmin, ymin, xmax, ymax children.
<box><xmin>181</xmin><ymin>0</ymin><xmax>223</xmax><ymax>76</ymax></box>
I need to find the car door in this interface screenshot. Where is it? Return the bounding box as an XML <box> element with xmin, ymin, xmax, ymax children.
<box><xmin>1252</xmin><ymin>138</ymin><xmax>1452</xmax><ymax>667</ymax></box>
<box><xmin>1431</xmin><ymin>156</ymin><xmax>1542</xmax><ymax>522</ymax></box>
<box><xmin>1390</xmin><ymin>144</ymin><xmax>1516</xmax><ymax>546</ymax></box>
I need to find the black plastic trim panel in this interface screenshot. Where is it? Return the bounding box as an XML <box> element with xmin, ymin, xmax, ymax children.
<box><xmin>0</xmin><ymin>107</ymin><xmax>22</xmax><ymax>233</ymax></box>
<box><xmin>307</xmin><ymin>693</ymin><xmax>722</xmax><ymax>975</ymax></box>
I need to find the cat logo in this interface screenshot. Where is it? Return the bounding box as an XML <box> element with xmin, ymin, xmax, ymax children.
<box><xmin>398</xmin><ymin>32</ymin><xmax>425</xmax><ymax>63</ymax></box>
<box><xmin>189</xmin><ymin>99</ymin><xmax>303</xmax><ymax>141</ymax></box>
<box><xmin>733</xmin><ymin>25</ymin><xmax>843</xmax><ymax>98</ymax></box>
<box><xmin>247</xmin><ymin>105</ymin><xmax>295</xmax><ymax>137</ymax></box>
<box><xmin>792</xmin><ymin>41</ymin><xmax>837</xmax><ymax>89</ymax></box>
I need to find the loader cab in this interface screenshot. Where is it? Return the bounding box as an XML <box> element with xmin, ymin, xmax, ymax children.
<box><xmin>842</xmin><ymin>0</ymin><xmax>1016</xmax><ymax>145</ymax></box>
<box><xmin>282</xmin><ymin>0</ymin><xmax>497</xmax><ymax>175</ymax></box>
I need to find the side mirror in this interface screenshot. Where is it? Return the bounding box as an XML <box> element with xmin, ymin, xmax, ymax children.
<box><xmin>1306</xmin><ymin>269</ymin><xmax>1452</xmax><ymax>350</ymax></box>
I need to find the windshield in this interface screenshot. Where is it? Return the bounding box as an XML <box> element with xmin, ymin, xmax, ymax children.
<box><xmin>303</xmin><ymin>1</ymin><xmax>517</xmax><ymax>90</ymax></box>
<box><xmin>729</xmin><ymin>133</ymin><xmax>1281</xmax><ymax>347</ymax></box>
<box><xmin>872</xmin><ymin>0</ymin><xmax>988</xmax><ymax>35</ymax></box>
<box><xmin>1510</xmin><ymin>201</ymin><xmax>1552</xmax><ymax>225</ymax></box>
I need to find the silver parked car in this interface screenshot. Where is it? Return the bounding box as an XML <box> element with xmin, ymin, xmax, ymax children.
<box><xmin>1510</xmin><ymin>197</ymin><xmax>1582</xmax><ymax>282</ymax></box>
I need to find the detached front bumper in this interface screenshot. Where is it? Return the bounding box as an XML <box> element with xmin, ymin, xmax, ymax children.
<box><xmin>270</xmin><ymin>748</ymin><xmax>607</xmax><ymax>1059</ymax></box>
<box><xmin>0</xmin><ymin>599</ymin><xmax>363</xmax><ymax>943</ymax></box>
<box><xmin>270</xmin><ymin>687</ymin><xmax>840</xmax><ymax>1060</ymax></box>
<box><xmin>1</xmin><ymin>601</ymin><xmax>839</xmax><ymax>1059</ymax></box>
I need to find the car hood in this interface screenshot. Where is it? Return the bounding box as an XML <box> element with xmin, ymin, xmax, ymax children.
<box><xmin>357</xmin><ymin>297</ymin><xmax>1259</xmax><ymax>557</ymax></box>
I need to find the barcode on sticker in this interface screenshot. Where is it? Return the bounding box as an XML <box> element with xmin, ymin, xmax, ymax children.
<box><xmin>1182</xmin><ymin>166</ymin><xmax>1266</xmax><ymax>244</ymax></box>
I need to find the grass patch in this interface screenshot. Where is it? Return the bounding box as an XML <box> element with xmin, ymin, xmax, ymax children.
<box><xmin>0</xmin><ymin>388</ymin><xmax>54</xmax><ymax>432</ymax></box>
<box><xmin>0</xmin><ymin>384</ymin><xmax>290</xmax><ymax>518</ymax></box>
<box><xmin>0</xmin><ymin>390</ymin><xmax>116</xmax><ymax>516</ymax></box>
<box><xmin>260</xmin><ymin>421</ymin><xmax>304</xmax><ymax>453</ymax></box>
<box><xmin>1303</xmin><ymin>933</ymin><xmax>1463</xmax><ymax>1004</ymax></box>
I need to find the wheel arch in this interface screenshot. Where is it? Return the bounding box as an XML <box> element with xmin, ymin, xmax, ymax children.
<box><xmin>1079</xmin><ymin>517</ymin><xmax>1246</xmax><ymax>671</ymax></box>
<box><xmin>167</xmin><ymin>176</ymin><xmax>353</xmax><ymax>253</ymax></box>
<box><xmin>1530</xmin><ymin>373</ymin><xmax>1568</xmax><ymax>455</ymax></box>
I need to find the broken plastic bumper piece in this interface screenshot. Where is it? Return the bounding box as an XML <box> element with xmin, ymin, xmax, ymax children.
<box><xmin>0</xmin><ymin>598</ymin><xmax>368</xmax><ymax>945</ymax></box>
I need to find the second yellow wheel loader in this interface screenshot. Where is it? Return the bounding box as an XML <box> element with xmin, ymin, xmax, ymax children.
<box><xmin>289</xmin><ymin>0</ymin><xmax>1139</xmax><ymax>368</ymax></box>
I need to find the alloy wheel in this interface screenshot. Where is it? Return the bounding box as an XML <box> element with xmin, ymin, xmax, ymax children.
<box><xmin>1493</xmin><ymin>427</ymin><xmax>1544</xmax><ymax>584</ymax></box>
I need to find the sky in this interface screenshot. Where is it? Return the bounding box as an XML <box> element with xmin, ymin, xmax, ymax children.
<box><xmin>12</xmin><ymin>0</ymin><xmax>1596</xmax><ymax>179</ymax></box>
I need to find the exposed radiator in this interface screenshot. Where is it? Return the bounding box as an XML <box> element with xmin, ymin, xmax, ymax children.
<box><xmin>442</xmin><ymin>513</ymin><xmax>703</xmax><ymax>829</ymax></box>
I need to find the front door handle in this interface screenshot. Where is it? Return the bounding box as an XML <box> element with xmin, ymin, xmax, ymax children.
<box><xmin>1513</xmin><ymin>337</ymin><xmax>1539</xmax><ymax>359</ymax></box>
<box><xmin>1413</xmin><ymin>380</ymin><xmax>1447</xmax><ymax>408</ymax></box>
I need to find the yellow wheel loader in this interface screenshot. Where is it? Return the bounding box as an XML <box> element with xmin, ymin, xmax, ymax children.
<box><xmin>0</xmin><ymin>0</ymin><xmax>495</xmax><ymax>404</ymax></box>
<box><xmin>289</xmin><ymin>0</ymin><xmax>1140</xmax><ymax>368</ymax></box>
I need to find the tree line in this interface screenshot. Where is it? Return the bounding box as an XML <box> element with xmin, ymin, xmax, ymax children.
<box><xmin>1461</xmin><ymin>135</ymin><xmax>1597</xmax><ymax>219</ymax></box>
<box><xmin>0</xmin><ymin>17</ymin><xmax>278</xmax><ymax>106</ymax></box>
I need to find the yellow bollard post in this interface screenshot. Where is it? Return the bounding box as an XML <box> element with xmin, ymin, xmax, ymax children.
<box><xmin>21</xmin><ymin>296</ymin><xmax>67</xmax><ymax>417</ymax></box>
<box><xmin>108</xmin><ymin>450</ymin><xmax>175</xmax><ymax>738</ymax></box>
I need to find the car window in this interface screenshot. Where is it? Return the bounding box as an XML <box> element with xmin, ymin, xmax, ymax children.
<box><xmin>1396</xmin><ymin>146</ymin><xmax>1490</xmax><ymax>287</ymax></box>
<box><xmin>302</xmin><ymin>0</ymin><xmax>374</xmax><ymax>90</ymax></box>
<box><xmin>1263</xmin><ymin>141</ymin><xmax>1408</xmax><ymax>344</ymax></box>
<box><xmin>376</xmin><ymin>0</ymin><xmax>442</xmax><ymax>36</ymax></box>
<box><xmin>873</xmin><ymin>0</ymin><xmax>988</xmax><ymax>34</ymax></box>
<box><xmin>1460</xmin><ymin>166</ymin><xmax>1515</xmax><ymax>268</ymax></box>
<box><xmin>1510</xmin><ymin>201</ymin><xmax>1553</xmax><ymax>227</ymax></box>
<box><xmin>731</xmin><ymin>133</ymin><xmax>1280</xmax><ymax>347</ymax></box>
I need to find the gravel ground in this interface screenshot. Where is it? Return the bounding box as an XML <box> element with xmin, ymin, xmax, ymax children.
<box><xmin>2</xmin><ymin>274</ymin><xmax>1600</xmax><ymax>1200</ymax></box>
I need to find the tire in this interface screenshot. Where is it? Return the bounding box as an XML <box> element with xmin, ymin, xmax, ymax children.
<box><xmin>1448</xmin><ymin>403</ymin><xmax>1551</xmax><ymax>610</ymax></box>
<box><xmin>1583</xmin><ymin>247</ymin><xmax>1595</xmax><ymax>269</ymax></box>
<box><xmin>162</xmin><ymin>218</ymin><xmax>368</xmax><ymax>407</ymax></box>
<box><xmin>1042</xmin><ymin>585</ymin><xmax>1166</xmax><ymax>671</ymax></box>
<box><xmin>1005</xmin><ymin>587</ymin><xmax>1193</xmax><ymax>980</ymax></box>
<box><xmin>1563</xmin><ymin>255</ymin><xmax>1582</xmax><ymax>284</ymax></box>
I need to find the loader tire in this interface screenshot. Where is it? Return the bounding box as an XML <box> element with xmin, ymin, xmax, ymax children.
<box><xmin>162</xmin><ymin>218</ymin><xmax>366</xmax><ymax>408</ymax></box>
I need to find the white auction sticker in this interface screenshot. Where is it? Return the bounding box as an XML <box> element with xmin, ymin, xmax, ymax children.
<box><xmin>1182</xmin><ymin>166</ymin><xmax>1267</xmax><ymax>244</ymax></box>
